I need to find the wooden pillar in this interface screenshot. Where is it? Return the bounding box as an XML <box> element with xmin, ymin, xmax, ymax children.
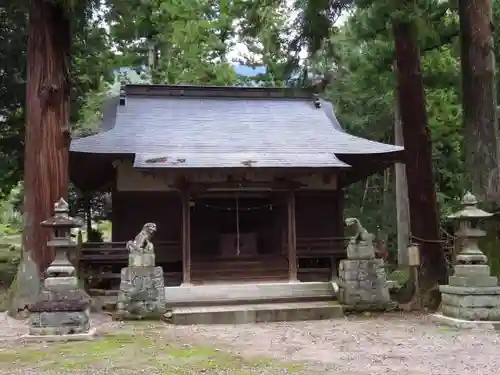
<box><xmin>394</xmin><ymin>91</ymin><xmax>410</xmax><ymax>265</ymax></box>
<box><xmin>85</xmin><ymin>196</ymin><xmax>92</xmax><ymax>237</ymax></box>
<box><xmin>287</xmin><ymin>190</ymin><xmax>298</xmax><ymax>281</ymax></box>
<box><xmin>181</xmin><ymin>189</ymin><xmax>191</xmax><ymax>285</ymax></box>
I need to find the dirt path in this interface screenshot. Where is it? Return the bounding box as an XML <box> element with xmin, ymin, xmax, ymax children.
<box><xmin>159</xmin><ymin>312</ymin><xmax>500</xmax><ymax>375</ymax></box>
<box><xmin>1</xmin><ymin>312</ymin><xmax>499</xmax><ymax>375</ymax></box>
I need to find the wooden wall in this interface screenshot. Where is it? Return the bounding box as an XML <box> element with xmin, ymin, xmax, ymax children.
<box><xmin>295</xmin><ymin>190</ymin><xmax>343</xmax><ymax>241</ymax></box>
<box><xmin>190</xmin><ymin>193</ymin><xmax>286</xmax><ymax>259</ymax></box>
<box><xmin>111</xmin><ymin>191</ymin><xmax>183</xmax><ymax>263</ymax></box>
<box><xmin>111</xmin><ymin>189</ymin><xmax>345</xmax><ymax>266</ymax></box>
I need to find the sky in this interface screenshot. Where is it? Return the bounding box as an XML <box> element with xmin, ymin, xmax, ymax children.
<box><xmin>226</xmin><ymin>7</ymin><xmax>350</xmax><ymax>63</ymax></box>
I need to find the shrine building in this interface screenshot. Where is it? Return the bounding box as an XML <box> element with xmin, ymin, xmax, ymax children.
<box><xmin>69</xmin><ymin>84</ymin><xmax>403</xmax><ymax>287</ymax></box>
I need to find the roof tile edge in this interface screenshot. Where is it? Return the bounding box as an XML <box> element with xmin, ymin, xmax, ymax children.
<box><xmin>124</xmin><ymin>84</ymin><xmax>315</xmax><ymax>99</ymax></box>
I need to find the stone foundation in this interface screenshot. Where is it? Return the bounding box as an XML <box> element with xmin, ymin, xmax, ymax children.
<box><xmin>29</xmin><ymin>309</ymin><xmax>91</xmax><ymax>335</ymax></box>
<box><xmin>115</xmin><ymin>266</ymin><xmax>166</xmax><ymax>320</ymax></box>
<box><xmin>439</xmin><ymin>282</ymin><xmax>500</xmax><ymax>321</ymax></box>
<box><xmin>338</xmin><ymin>258</ymin><xmax>392</xmax><ymax>310</ymax></box>
<box><xmin>28</xmin><ymin>282</ymin><xmax>91</xmax><ymax>336</ymax></box>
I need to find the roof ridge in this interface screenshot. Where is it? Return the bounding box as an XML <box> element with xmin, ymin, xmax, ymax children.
<box><xmin>123</xmin><ymin>84</ymin><xmax>315</xmax><ymax>100</ymax></box>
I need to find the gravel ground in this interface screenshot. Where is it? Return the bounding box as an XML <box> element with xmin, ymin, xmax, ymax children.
<box><xmin>159</xmin><ymin>312</ymin><xmax>500</xmax><ymax>375</ymax></box>
<box><xmin>1</xmin><ymin>312</ymin><xmax>499</xmax><ymax>375</ymax></box>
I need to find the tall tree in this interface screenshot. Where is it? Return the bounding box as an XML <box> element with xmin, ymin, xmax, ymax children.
<box><xmin>459</xmin><ymin>0</ymin><xmax>500</xmax><ymax>203</ymax></box>
<box><xmin>392</xmin><ymin>3</ymin><xmax>448</xmax><ymax>300</ymax></box>
<box><xmin>24</xmin><ymin>0</ymin><xmax>72</xmax><ymax>271</ymax></box>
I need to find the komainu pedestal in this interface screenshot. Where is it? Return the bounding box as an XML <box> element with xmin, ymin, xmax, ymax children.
<box><xmin>28</xmin><ymin>199</ymin><xmax>92</xmax><ymax>337</ymax></box>
<box><xmin>438</xmin><ymin>193</ymin><xmax>500</xmax><ymax>322</ymax></box>
<box><xmin>115</xmin><ymin>223</ymin><xmax>166</xmax><ymax>320</ymax></box>
<box><xmin>338</xmin><ymin>218</ymin><xmax>392</xmax><ymax>310</ymax></box>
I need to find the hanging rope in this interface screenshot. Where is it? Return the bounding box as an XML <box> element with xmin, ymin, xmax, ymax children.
<box><xmin>235</xmin><ymin>195</ymin><xmax>240</xmax><ymax>256</ymax></box>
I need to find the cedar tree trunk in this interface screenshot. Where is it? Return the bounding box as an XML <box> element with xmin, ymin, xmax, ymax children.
<box><xmin>392</xmin><ymin>19</ymin><xmax>448</xmax><ymax>299</ymax></box>
<box><xmin>24</xmin><ymin>0</ymin><xmax>71</xmax><ymax>272</ymax></box>
<box><xmin>459</xmin><ymin>0</ymin><xmax>500</xmax><ymax>203</ymax></box>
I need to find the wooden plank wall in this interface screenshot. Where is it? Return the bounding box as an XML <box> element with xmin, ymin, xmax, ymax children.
<box><xmin>295</xmin><ymin>190</ymin><xmax>344</xmax><ymax>244</ymax></box>
<box><xmin>111</xmin><ymin>190</ymin><xmax>345</xmax><ymax>265</ymax></box>
<box><xmin>295</xmin><ymin>190</ymin><xmax>345</xmax><ymax>281</ymax></box>
<box><xmin>111</xmin><ymin>191</ymin><xmax>182</xmax><ymax>262</ymax></box>
<box><xmin>190</xmin><ymin>193</ymin><xmax>286</xmax><ymax>259</ymax></box>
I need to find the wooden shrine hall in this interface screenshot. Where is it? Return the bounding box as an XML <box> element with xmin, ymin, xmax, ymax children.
<box><xmin>69</xmin><ymin>84</ymin><xmax>403</xmax><ymax>287</ymax></box>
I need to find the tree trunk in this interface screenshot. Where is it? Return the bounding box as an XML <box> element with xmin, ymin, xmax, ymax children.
<box><xmin>23</xmin><ymin>0</ymin><xmax>71</xmax><ymax>272</ymax></box>
<box><xmin>459</xmin><ymin>0</ymin><xmax>500</xmax><ymax>203</ymax></box>
<box><xmin>392</xmin><ymin>18</ymin><xmax>448</xmax><ymax>300</ymax></box>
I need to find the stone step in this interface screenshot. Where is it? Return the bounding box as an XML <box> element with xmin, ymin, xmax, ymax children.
<box><xmin>169</xmin><ymin>301</ymin><xmax>344</xmax><ymax>325</ymax></box>
<box><xmin>192</xmin><ymin>268</ymin><xmax>288</xmax><ymax>275</ymax></box>
<box><xmin>191</xmin><ymin>261</ymin><xmax>288</xmax><ymax>272</ymax></box>
<box><xmin>191</xmin><ymin>274</ymin><xmax>288</xmax><ymax>284</ymax></box>
<box><xmin>165</xmin><ymin>281</ymin><xmax>337</xmax><ymax>307</ymax></box>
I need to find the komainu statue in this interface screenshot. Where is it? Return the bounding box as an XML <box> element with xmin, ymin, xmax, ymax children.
<box><xmin>126</xmin><ymin>223</ymin><xmax>157</xmax><ymax>267</ymax></box>
<box><xmin>338</xmin><ymin>217</ymin><xmax>392</xmax><ymax>311</ymax></box>
<box><xmin>115</xmin><ymin>222</ymin><xmax>166</xmax><ymax>320</ymax></box>
<box><xmin>127</xmin><ymin>222</ymin><xmax>156</xmax><ymax>253</ymax></box>
<box><xmin>345</xmin><ymin>217</ymin><xmax>374</xmax><ymax>245</ymax></box>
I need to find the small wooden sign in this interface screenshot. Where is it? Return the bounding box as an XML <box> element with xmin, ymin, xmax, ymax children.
<box><xmin>407</xmin><ymin>243</ymin><xmax>421</xmax><ymax>266</ymax></box>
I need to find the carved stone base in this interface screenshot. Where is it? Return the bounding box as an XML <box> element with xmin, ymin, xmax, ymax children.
<box><xmin>28</xmin><ymin>275</ymin><xmax>92</xmax><ymax>335</ymax></box>
<box><xmin>115</xmin><ymin>266</ymin><xmax>166</xmax><ymax>320</ymax></box>
<box><xmin>28</xmin><ymin>309</ymin><xmax>91</xmax><ymax>335</ymax></box>
<box><xmin>346</xmin><ymin>242</ymin><xmax>376</xmax><ymax>260</ymax></box>
<box><xmin>338</xmin><ymin>259</ymin><xmax>392</xmax><ymax>310</ymax></box>
<box><xmin>129</xmin><ymin>253</ymin><xmax>156</xmax><ymax>267</ymax></box>
<box><xmin>439</xmin><ymin>263</ymin><xmax>500</xmax><ymax>321</ymax></box>
<box><xmin>439</xmin><ymin>285</ymin><xmax>500</xmax><ymax>321</ymax></box>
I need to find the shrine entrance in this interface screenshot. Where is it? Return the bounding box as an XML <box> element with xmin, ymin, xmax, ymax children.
<box><xmin>189</xmin><ymin>192</ymin><xmax>289</xmax><ymax>283</ymax></box>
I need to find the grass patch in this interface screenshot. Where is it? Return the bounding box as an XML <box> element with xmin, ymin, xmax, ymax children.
<box><xmin>0</xmin><ymin>236</ymin><xmax>21</xmax><ymax>289</ymax></box>
<box><xmin>0</xmin><ymin>328</ymin><xmax>304</xmax><ymax>374</ymax></box>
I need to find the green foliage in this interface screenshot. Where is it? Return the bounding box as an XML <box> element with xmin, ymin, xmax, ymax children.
<box><xmin>0</xmin><ymin>3</ymin><xmax>27</xmax><ymax>195</ymax></box>
<box><xmin>315</xmin><ymin>0</ymin><xmax>465</xmax><ymax>249</ymax></box>
<box><xmin>0</xmin><ymin>1</ymin><xmax>113</xmax><ymax>196</ymax></box>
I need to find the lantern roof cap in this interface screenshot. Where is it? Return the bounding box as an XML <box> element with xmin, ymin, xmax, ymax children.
<box><xmin>448</xmin><ymin>192</ymin><xmax>493</xmax><ymax>220</ymax></box>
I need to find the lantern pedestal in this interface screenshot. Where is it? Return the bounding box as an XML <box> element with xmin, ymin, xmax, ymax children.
<box><xmin>435</xmin><ymin>192</ymin><xmax>500</xmax><ymax>326</ymax></box>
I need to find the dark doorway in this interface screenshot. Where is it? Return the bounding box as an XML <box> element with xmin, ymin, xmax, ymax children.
<box><xmin>190</xmin><ymin>194</ymin><xmax>283</xmax><ymax>259</ymax></box>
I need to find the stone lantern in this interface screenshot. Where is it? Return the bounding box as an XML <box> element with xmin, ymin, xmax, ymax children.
<box><xmin>438</xmin><ymin>192</ymin><xmax>500</xmax><ymax>322</ymax></box>
<box><xmin>27</xmin><ymin>198</ymin><xmax>93</xmax><ymax>338</ymax></box>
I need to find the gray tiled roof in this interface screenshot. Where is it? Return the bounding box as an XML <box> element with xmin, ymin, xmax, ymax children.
<box><xmin>70</xmin><ymin>85</ymin><xmax>403</xmax><ymax>169</ymax></box>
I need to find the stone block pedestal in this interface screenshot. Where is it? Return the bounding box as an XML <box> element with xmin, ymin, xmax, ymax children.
<box><xmin>115</xmin><ymin>266</ymin><xmax>166</xmax><ymax>320</ymax></box>
<box><xmin>29</xmin><ymin>297</ymin><xmax>91</xmax><ymax>336</ymax></box>
<box><xmin>338</xmin><ymin>258</ymin><xmax>392</xmax><ymax>310</ymax></box>
<box><xmin>439</xmin><ymin>265</ymin><xmax>500</xmax><ymax>321</ymax></box>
